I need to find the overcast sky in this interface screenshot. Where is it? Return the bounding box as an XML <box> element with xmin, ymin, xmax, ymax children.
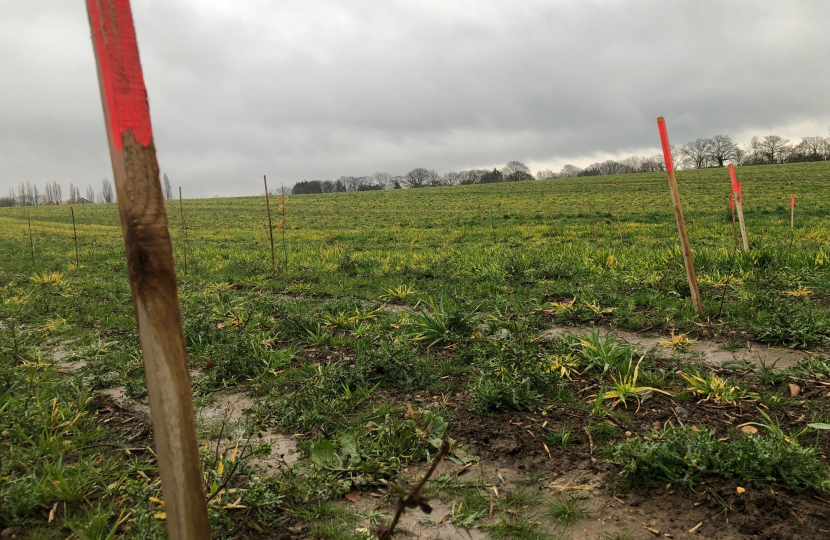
<box><xmin>1</xmin><ymin>1</ymin><xmax>829</xmax><ymax>197</ymax></box>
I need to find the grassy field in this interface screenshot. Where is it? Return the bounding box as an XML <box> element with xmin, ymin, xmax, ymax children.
<box><xmin>2</xmin><ymin>161</ymin><xmax>830</xmax><ymax>538</ymax></box>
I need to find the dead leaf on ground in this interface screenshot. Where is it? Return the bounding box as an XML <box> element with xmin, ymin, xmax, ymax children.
<box><xmin>789</xmin><ymin>384</ymin><xmax>801</xmax><ymax>397</ymax></box>
<box><xmin>345</xmin><ymin>490</ymin><xmax>362</xmax><ymax>502</ymax></box>
<box><xmin>740</xmin><ymin>425</ymin><xmax>758</xmax><ymax>435</ymax></box>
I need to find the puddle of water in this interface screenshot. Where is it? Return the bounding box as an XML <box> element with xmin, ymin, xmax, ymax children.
<box><xmin>540</xmin><ymin>325</ymin><xmax>812</xmax><ymax>369</ymax></box>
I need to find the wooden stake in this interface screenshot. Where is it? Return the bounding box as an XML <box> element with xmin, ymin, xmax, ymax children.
<box><xmin>586</xmin><ymin>192</ymin><xmax>599</xmax><ymax>248</ymax></box>
<box><xmin>613</xmin><ymin>200</ymin><xmax>624</xmax><ymax>247</ymax></box>
<box><xmin>71</xmin><ymin>207</ymin><xmax>80</xmax><ymax>267</ymax></box>
<box><xmin>657</xmin><ymin>117</ymin><xmax>703</xmax><ymax>315</ymax></box>
<box><xmin>263</xmin><ymin>176</ymin><xmax>276</xmax><ymax>278</ymax></box>
<box><xmin>27</xmin><ymin>212</ymin><xmax>35</xmax><ymax>265</ymax></box>
<box><xmin>280</xmin><ymin>187</ymin><xmax>288</xmax><ymax>272</ymax></box>
<box><xmin>729</xmin><ymin>195</ymin><xmax>739</xmax><ymax>248</ymax></box>
<box><xmin>178</xmin><ymin>187</ymin><xmax>188</xmax><ymax>273</ymax></box>
<box><xmin>728</xmin><ymin>164</ymin><xmax>749</xmax><ymax>251</ymax></box>
<box><xmin>85</xmin><ymin>2</ymin><xmax>209</xmax><ymax>539</ymax></box>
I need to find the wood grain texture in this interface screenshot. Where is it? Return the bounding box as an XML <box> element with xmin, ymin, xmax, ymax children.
<box><xmin>657</xmin><ymin>117</ymin><xmax>703</xmax><ymax>315</ymax></box>
<box><xmin>728</xmin><ymin>164</ymin><xmax>749</xmax><ymax>252</ymax></box>
<box><xmin>86</xmin><ymin>1</ymin><xmax>209</xmax><ymax>538</ymax></box>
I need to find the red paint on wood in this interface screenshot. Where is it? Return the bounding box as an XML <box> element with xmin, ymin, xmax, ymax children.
<box><xmin>729</xmin><ymin>164</ymin><xmax>743</xmax><ymax>204</ymax></box>
<box><xmin>792</xmin><ymin>194</ymin><xmax>795</xmax><ymax>209</ymax></box>
<box><xmin>87</xmin><ymin>0</ymin><xmax>153</xmax><ymax>150</ymax></box>
<box><xmin>657</xmin><ymin>117</ymin><xmax>674</xmax><ymax>172</ymax></box>
<box><xmin>730</xmin><ymin>193</ymin><xmax>734</xmax><ymax>211</ymax></box>
<box><xmin>728</xmin><ymin>164</ymin><xmax>738</xmax><ymax>192</ymax></box>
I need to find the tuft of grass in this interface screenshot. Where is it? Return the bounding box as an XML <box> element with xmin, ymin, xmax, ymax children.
<box><xmin>602</xmin><ymin>356</ymin><xmax>672</xmax><ymax>409</ymax></box>
<box><xmin>658</xmin><ymin>330</ymin><xmax>696</xmax><ymax>352</ymax></box>
<box><xmin>567</xmin><ymin>329</ymin><xmax>635</xmax><ymax>376</ymax></box>
<box><xmin>30</xmin><ymin>272</ymin><xmax>64</xmax><ymax>285</ymax></box>
<box><xmin>545</xmin><ymin>428</ymin><xmax>573</xmax><ymax>447</ymax></box>
<box><xmin>783</xmin><ymin>285</ymin><xmax>812</xmax><ymax>298</ymax></box>
<box><xmin>450</xmin><ymin>490</ymin><xmax>490</xmax><ymax>528</ymax></box>
<box><xmin>484</xmin><ymin>515</ymin><xmax>551</xmax><ymax>540</ymax></box>
<box><xmin>545</xmin><ymin>494</ymin><xmax>586</xmax><ymax>526</ymax></box>
<box><xmin>608</xmin><ymin>425</ymin><xmax>830</xmax><ymax>492</ymax></box>
<box><xmin>757</xmin><ymin>357</ymin><xmax>787</xmax><ymax>386</ymax></box>
<box><xmin>402</xmin><ymin>298</ymin><xmax>478</xmax><ymax>347</ymax></box>
<box><xmin>379</xmin><ymin>284</ymin><xmax>417</xmax><ymax>302</ymax></box>
<box><xmin>601</xmin><ymin>533</ymin><xmax>635</xmax><ymax>540</ymax></box>
<box><xmin>680</xmin><ymin>371</ymin><xmax>757</xmax><ymax>403</ymax></box>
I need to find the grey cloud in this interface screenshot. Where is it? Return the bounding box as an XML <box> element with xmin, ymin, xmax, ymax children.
<box><xmin>1</xmin><ymin>0</ymin><xmax>829</xmax><ymax>196</ymax></box>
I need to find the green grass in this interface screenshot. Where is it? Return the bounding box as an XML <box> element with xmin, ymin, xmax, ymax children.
<box><xmin>608</xmin><ymin>425</ymin><xmax>830</xmax><ymax>491</ymax></box>
<box><xmin>544</xmin><ymin>494</ymin><xmax>587</xmax><ymax>526</ymax></box>
<box><xmin>2</xmin><ymin>162</ymin><xmax>830</xmax><ymax>536</ymax></box>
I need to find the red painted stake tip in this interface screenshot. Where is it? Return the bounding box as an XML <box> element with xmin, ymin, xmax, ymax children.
<box><xmin>729</xmin><ymin>194</ymin><xmax>734</xmax><ymax>211</ymax></box>
<box><xmin>791</xmin><ymin>194</ymin><xmax>795</xmax><ymax>209</ymax></box>
<box><xmin>87</xmin><ymin>0</ymin><xmax>153</xmax><ymax>151</ymax></box>
<box><xmin>656</xmin><ymin>117</ymin><xmax>674</xmax><ymax>173</ymax></box>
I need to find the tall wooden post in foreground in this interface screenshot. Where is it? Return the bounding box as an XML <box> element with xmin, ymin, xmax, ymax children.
<box><xmin>728</xmin><ymin>164</ymin><xmax>749</xmax><ymax>252</ymax></box>
<box><xmin>729</xmin><ymin>195</ymin><xmax>739</xmax><ymax>247</ymax></box>
<box><xmin>656</xmin><ymin>117</ymin><xmax>703</xmax><ymax>315</ymax></box>
<box><xmin>85</xmin><ymin>2</ymin><xmax>210</xmax><ymax>539</ymax></box>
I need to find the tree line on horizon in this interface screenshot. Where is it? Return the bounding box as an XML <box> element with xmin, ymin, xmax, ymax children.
<box><xmin>291</xmin><ymin>132</ymin><xmax>830</xmax><ymax>195</ymax></box>
<box><xmin>0</xmin><ymin>174</ymin><xmax>176</xmax><ymax>207</ymax></box>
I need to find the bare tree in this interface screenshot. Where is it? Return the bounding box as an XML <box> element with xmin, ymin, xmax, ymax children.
<box><xmin>559</xmin><ymin>164</ymin><xmax>582</xmax><ymax>177</ymax></box>
<box><xmin>457</xmin><ymin>169</ymin><xmax>486</xmax><ymax>185</ymax></box>
<box><xmin>758</xmin><ymin>135</ymin><xmax>791</xmax><ymax>164</ymax></box>
<box><xmin>69</xmin><ymin>183</ymin><xmax>83</xmax><ymax>202</ymax></box>
<box><xmin>404</xmin><ymin>168</ymin><xmax>438</xmax><ymax>188</ymax></box>
<box><xmin>708</xmin><ymin>135</ymin><xmax>738</xmax><ymax>167</ymax></box>
<box><xmin>44</xmin><ymin>183</ymin><xmax>54</xmax><ymax>205</ymax></box>
<box><xmin>86</xmin><ymin>185</ymin><xmax>96</xmax><ymax>202</ymax></box>
<box><xmin>679</xmin><ymin>138</ymin><xmax>713</xmax><ymax>169</ymax></box>
<box><xmin>370</xmin><ymin>171</ymin><xmax>393</xmax><ymax>189</ymax></box>
<box><xmin>162</xmin><ymin>174</ymin><xmax>173</xmax><ymax>200</ymax></box>
<box><xmin>101</xmin><ymin>178</ymin><xmax>114</xmax><ymax>203</ymax></box>
<box><xmin>618</xmin><ymin>156</ymin><xmax>643</xmax><ymax>173</ymax></box>
<box><xmin>443</xmin><ymin>171</ymin><xmax>463</xmax><ymax>185</ymax></box>
<box><xmin>793</xmin><ymin>136</ymin><xmax>828</xmax><ymax>161</ymax></box>
<box><xmin>501</xmin><ymin>161</ymin><xmax>532</xmax><ymax>182</ymax></box>
<box><xmin>52</xmin><ymin>182</ymin><xmax>62</xmax><ymax>204</ymax></box>
<box><xmin>535</xmin><ymin>169</ymin><xmax>555</xmax><ymax>180</ymax></box>
<box><xmin>732</xmin><ymin>146</ymin><xmax>746</xmax><ymax>166</ymax></box>
<box><xmin>639</xmin><ymin>155</ymin><xmax>665</xmax><ymax>172</ymax></box>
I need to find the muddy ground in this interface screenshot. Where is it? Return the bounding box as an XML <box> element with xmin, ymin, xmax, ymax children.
<box><xmin>85</xmin><ymin>326</ymin><xmax>830</xmax><ymax>540</ymax></box>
